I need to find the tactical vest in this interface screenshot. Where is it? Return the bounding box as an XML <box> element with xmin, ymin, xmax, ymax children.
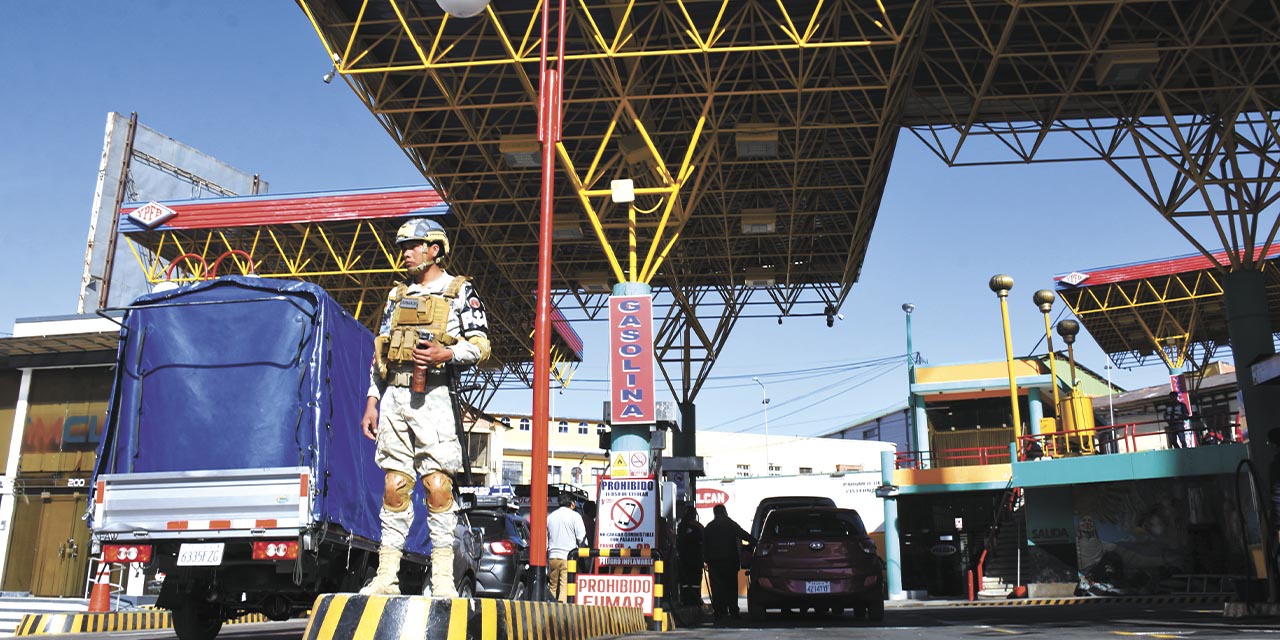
<box><xmin>375</xmin><ymin>276</ymin><xmax>467</xmax><ymax>380</ymax></box>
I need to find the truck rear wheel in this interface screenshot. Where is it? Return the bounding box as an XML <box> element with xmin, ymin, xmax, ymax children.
<box><xmin>173</xmin><ymin>605</ymin><xmax>224</xmax><ymax>640</ymax></box>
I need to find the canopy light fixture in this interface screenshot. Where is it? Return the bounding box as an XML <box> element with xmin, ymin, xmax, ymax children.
<box><xmin>500</xmin><ymin>135</ymin><xmax>540</xmax><ymax>168</ymax></box>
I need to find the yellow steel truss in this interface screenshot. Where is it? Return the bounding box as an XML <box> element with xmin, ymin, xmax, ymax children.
<box><xmin>123</xmin><ymin>218</ymin><xmax>583</xmax><ymax>390</ymax></box>
<box><xmin>294</xmin><ymin>0</ymin><xmax>1280</xmax><ymax>401</ymax></box>
<box><xmin>1057</xmin><ymin>261</ymin><xmax>1280</xmax><ymax>371</ymax></box>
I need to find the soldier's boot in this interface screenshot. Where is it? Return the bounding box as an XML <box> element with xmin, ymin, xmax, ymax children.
<box><xmin>429</xmin><ymin>546</ymin><xmax>458</xmax><ymax>598</ymax></box>
<box><xmin>359</xmin><ymin>546</ymin><xmax>402</xmax><ymax>596</ymax></box>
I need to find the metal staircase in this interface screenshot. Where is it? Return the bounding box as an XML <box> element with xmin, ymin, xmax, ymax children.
<box><xmin>977</xmin><ymin>487</ymin><xmax>1024</xmax><ymax>599</ymax></box>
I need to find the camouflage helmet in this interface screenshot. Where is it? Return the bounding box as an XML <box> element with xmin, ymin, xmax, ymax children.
<box><xmin>395</xmin><ymin>218</ymin><xmax>449</xmax><ymax>264</ymax></box>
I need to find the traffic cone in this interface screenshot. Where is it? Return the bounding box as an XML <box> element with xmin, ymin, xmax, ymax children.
<box><xmin>88</xmin><ymin>564</ymin><xmax>111</xmax><ymax>612</ymax></box>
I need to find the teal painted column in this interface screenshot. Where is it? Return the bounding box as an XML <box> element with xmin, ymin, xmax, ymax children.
<box><xmin>912</xmin><ymin>396</ymin><xmax>929</xmax><ymax>467</ymax></box>
<box><xmin>1028</xmin><ymin>388</ymin><xmax>1043</xmax><ymax>436</ymax></box>
<box><xmin>610</xmin><ymin>282</ymin><xmax>652</xmax><ymax>453</ymax></box>
<box><xmin>880</xmin><ymin>450</ymin><xmax>904</xmax><ymax>600</ymax></box>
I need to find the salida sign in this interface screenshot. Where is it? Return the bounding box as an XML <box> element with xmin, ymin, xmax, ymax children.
<box><xmin>609</xmin><ymin>295</ymin><xmax>655</xmax><ymax>424</ymax></box>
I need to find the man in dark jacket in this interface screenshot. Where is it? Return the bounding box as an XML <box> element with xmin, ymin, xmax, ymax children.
<box><xmin>703</xmin><ymin>504</ymin><xmax>756</xmax><ymax>621</ymax></box>
<box><xmin>1163</xmin><ymin>392</ymin><xmax>1191</xmax><ymax>449</ymax></box>
<box><xmin>676</xmin><ymin>504</ymin><xmax>705</xmax><ymax>605</ymax></box>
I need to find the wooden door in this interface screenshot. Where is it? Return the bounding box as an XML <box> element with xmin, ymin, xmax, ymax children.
<box><xmin>30</xmin><ymin>493</ymin><xmax>91</xmax><ymax>597</ymax></box>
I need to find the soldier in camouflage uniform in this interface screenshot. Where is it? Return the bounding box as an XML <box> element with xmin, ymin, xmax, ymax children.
<box><xmin>360</xmin><ymin>218</ymin><xmax>491</xmax><ymax>597</ymax></box>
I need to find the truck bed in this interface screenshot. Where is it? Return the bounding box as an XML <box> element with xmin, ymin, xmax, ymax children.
<box><xmin>93</xmin><ymin>467</ymin><xmax>311</xmax><ymax>540</ymax></box>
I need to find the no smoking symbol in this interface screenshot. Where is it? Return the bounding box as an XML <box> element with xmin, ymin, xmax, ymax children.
<box><xmin>612</xmin><ymin>497</ymin><xmax>644</xmax><ymax>532</ymax></box>
<box><xmin>630</xmin><ymin>452</ymin><xmax>647</xmax><ymax>468</ymax></box>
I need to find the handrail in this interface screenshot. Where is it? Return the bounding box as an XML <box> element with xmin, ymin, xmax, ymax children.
<box><xmin>895</xmin><ymin>414</ymin><xmax>1242</xmax><ymax>470</ymax></box>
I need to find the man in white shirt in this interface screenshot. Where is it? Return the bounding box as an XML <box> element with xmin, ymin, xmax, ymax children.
<box><xmin>546</xmin><ymin>499</ymin><xmax>587</xmax><ymax>601</ymax></box>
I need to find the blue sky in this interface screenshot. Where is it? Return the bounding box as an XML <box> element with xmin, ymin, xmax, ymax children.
<box><xmin>2</xmin><ymin>3</ymin><xmax>1206</xmax><ymax>438</ymax></box>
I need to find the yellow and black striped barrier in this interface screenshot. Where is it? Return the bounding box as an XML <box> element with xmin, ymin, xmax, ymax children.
<box><xmin>301</xmin><ymin>594</ymin><xmax>648</xmax><ymax>640</ymax></box>
<box><xmin>16</xmin><ymin>609</ymin><xmax>272</xmax><ymax>636</ymax></box>
<box><xmin>566</xmin><ymin>547</ymin><xmax>672</xmax><ymax>631</ymax></box>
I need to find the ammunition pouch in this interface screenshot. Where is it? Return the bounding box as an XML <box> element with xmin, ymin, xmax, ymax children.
<box><xmin>376</xmin><ymin>291</ymin><xmax>457</xmax><ymax>381</ymax></box>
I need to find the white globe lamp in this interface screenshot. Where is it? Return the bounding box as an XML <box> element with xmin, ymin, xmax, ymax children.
<box><xmin>436</xmin><ymin>0</ymin><xmax>490</xmax><ymax>18</ymax></box>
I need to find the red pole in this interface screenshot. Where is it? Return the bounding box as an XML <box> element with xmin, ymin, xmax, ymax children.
<box><xmin>529</xmin><ymin>0</ymin><xmax>565</xmax><ymax>597</ymax></box>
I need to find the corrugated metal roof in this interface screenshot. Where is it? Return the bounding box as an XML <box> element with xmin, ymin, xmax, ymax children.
<box><xmin>0</xmin><ymin>332</ymin><xmax>119</xmax><ymax>358</ymax></box>
<box><xmin>118</xmin><ymin>185</ymin><xmax>446</xmax><ymax>233</ymax></box>
<box><xmin>1055</xmin><ymin>247</ymin><xmax>1280</xmax><ymax>288</ymax></box>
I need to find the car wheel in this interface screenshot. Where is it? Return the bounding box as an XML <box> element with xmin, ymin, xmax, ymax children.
<box><xmin>172</xmin><ymin>605</ymin><xmax>223</xmax><ymax>640</ymax></box>
<box><xmin>457</xmin><ymin>576</ymin><xmax>476</xmax><ymax>600</ymax></box>
<box><xmin>866</xmin><ymin>597</ymin><xmax>884</xmax><ymax>623</ymax></box>
<box><xmin>508</xmin><ymin>578</ymin><xmax>527</xmax><ymax>601</ymax></box>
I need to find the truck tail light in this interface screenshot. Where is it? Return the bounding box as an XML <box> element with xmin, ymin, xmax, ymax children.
<box><xmin>487</xmin><ymin>540</ymin><xmax>515</xmax><ymax>556</ymax></box>
<box><xmin>252</xmin><ymin>541</ymin><xmax>299</xmax><ymax>561</ymax></box>
<box><xmin>103</xmin><ymin>544</ymin><xmax>152</xmax><ymax>563</ymax></box>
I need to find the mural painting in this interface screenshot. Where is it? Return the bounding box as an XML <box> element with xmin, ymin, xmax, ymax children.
<box><xmin>1073</xmin><ymin>477</ymin><xmax>1250</xmax><ymax>595</ymax></box>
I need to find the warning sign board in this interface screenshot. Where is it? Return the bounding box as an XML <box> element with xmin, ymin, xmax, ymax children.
<box><xmin>609</xmin><ymin>452</ymin><xmax>628</xmax><ymax>478</ymax></box>
<box><xmin>575</xmin><ymin>574</ymin><xmax>654</xmax><ymax>615</ymax></box>
<box><xmin>596</xmin><ymin>476</ymin><xmax>656</xmax><ymax>551</ymax></box>
<box><xmin>627</xmin><ymin>450</ymin><xmax>650</xmax><ymax>476</ymax></box>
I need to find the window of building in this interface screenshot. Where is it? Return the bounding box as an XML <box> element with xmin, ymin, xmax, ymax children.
<box><xmin>557</xmin><ymin>420</ymin><xmax>569</xmax><ymax>434</ymax></box>
<box><xmin>799</xmin><ymin>467</ymin><xmax>813</xmax><ymax>475</ymax></box>
<box><xmin>736</xmin><ymin>463</ymin><xmax>751</xmax><ymax>478</ymax></box>
<box><xmin>862</xmin><ymin>427</ymin><xmax>880</xmax><ymax>440</ymax></box>
<box><xmin>519</xmin><ymin>418</ymin><xmax>530</xmax><ymax>432</ymax></box>
<box><xmin>578</xmin><ymin>421</ymin><xmax>590</xmax><ymax>435</ymax></box>
<box><xmin>502</xmin><ymin>461</ymin><xmax>523</xmax><ymax>485</ymax></box>
<box><xmin>571</xmin><ymin>467</ymin><xmax>583</xmax><ymax>483</ymax></box>
<box><xmin>549</xmin><ymin>465</ymin><xmax>562</xmax><ymax>483</ymax></box>
<box><xmin>768</xmin><ymin>464</ymin><xmax>782</xmax><ymax>476</ymax></box>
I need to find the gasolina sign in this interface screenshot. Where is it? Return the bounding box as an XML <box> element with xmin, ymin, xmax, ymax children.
<box><xmin>608</xmin><ymin>295</ymin><xmax>654</xmax><ymax>424</ymax></box>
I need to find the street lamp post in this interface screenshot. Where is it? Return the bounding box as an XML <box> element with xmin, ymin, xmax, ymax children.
<box><xmin>1104</xmin><ymin>363</ymin><xmax>1115</xmax><ymax>426</ymax></box>
<box><xmin>903</xmin><ymin>303</ymin><xmax>918</xmax><ymax>455</ymax></box>
<box><xmin>752</xmin><ymin>377</ymin><xmax>771</xmax><ymax>473</ymax></box>
<box><xmin>1055</xmin><ymin>320</ymin><xmax>1081</xmax><ymax>388</ymax></box>
<box><xmin>1033</xmin><ymin>290</ymin><xmax>1062</xmax><ymax>429</ymax></box>
<box><xmin>989</xmin><ymin>275</ymin><xmax>1022</xmax><ymax>446</ymax></box>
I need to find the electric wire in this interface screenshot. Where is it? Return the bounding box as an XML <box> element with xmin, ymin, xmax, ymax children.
<box><xmin>727</xmin><ymin>362</ymin><xmax>904</xmax><ymax>435</ymax></box>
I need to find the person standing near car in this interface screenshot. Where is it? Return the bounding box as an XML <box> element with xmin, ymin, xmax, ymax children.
<box><xmin>676</xmin><ymin>504</ymin><xmax>705</xmax><ymax>606</ymax></box>
<box><xmin>703</xmin><ymin>504</ymin><xmax>755</xmax><ymax>622</ymax></box>
<box><xmin>546</xmin><ymin>498</ymin><xmax>586</xmax><ymax>601</ymax></box>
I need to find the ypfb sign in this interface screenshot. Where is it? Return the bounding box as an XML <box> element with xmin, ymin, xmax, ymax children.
<box><xmin>609</xmin><ymin>295</ymin><xmax>654</xmax><ymax>424</ymax></box>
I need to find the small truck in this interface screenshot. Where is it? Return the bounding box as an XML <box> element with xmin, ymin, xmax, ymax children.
<box><xmin>89</xmin><ymin>276</ymin><xmax>472</xmax><ymax>640</ymax></box>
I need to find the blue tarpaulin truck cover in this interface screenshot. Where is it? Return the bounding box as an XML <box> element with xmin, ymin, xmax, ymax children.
<box><xmin>94</xmin><ymin>276</ymin><xmax>430</xmax><ymax>553</ymax></box>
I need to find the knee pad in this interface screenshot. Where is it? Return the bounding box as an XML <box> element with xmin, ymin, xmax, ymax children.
<box><xmin>383</xmin><ymin>470</ymin><xmax>414</xmax><ymax>513</ymax></box>
<box><xmin>423</xmin><ymin>471</ymin><xmax>455</xmax><ymax>513</ymax></box>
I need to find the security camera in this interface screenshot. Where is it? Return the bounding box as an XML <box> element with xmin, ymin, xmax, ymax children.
<box><xmin>322</xmin><ymin>68</ymin><xmax>336</xmax><ymax>84</ymax></box>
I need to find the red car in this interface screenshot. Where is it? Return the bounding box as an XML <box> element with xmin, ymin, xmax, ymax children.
<box><xmin>747</xmin><ymin>506</ymin><xmax>885</xmax><ymax>622</ymax></box>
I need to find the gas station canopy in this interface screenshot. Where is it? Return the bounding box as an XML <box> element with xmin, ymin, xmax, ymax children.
<box><xmin>1055</xmin><ymin>249</ymin><xmax>1280</xmax><ymax>373</ymax></box>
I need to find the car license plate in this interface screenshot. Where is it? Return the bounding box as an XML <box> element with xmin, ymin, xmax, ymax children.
<box><xmin>177</xmin><ymin>543</ymin><xmax>225</xmax><ymax>566</ymax></box>
<box><xmin>805</xmin><ymin>580</ymin><xmax>831</xmax><ymax>594</ymax></box>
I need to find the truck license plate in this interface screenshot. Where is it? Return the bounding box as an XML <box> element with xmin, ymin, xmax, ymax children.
<box><xmin>177</xmin><ymin>543</ymin><xmax>225</xmax><ymax>566</ymax></box>
<box><xmin>805</xmin><ymin>581</ymin><xmax>831</xmax><ymax>594</ymax></box>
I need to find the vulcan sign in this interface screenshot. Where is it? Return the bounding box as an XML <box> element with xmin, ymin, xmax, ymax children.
<box><xmin>609</xmin><ymin>295</ymin><xmax>655</xmax><ymax>424</ymax></box>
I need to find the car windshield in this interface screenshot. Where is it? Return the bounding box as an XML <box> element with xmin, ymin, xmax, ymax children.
<box><xmin>763</xmin><ymin>510</ymin><xmax>867</xmax><ymax>540</ymax></box>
